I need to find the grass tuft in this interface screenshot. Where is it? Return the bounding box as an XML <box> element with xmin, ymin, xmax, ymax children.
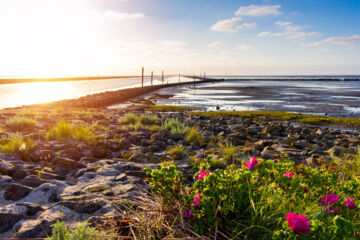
<box><xmin>185</xmin><ymin>127</ymin><xmax>204</xmax><ymax>146</ymax></box>
<box><xmin>0</xmin><ymin>133</ymin><xmax>34</xmax><ymax>157</ymax></box>
<box><xmin>167</xmin><ymin>144</ymin><xmax>188</xmax><ymax>160</ymax></box>
<box><xmin>139</xmin><ymin>114</ymin><xmax>158</xmax><ymax>125</ymax></box>
<box><xmin>47</xmin><ymin>120</ymin><xmax>99</xmax><ymax>145</ymax></box>
<box><xmin>218</xmin><ymin>141</ymin><xmax>238</xmax><ymax>163</ymax></box>
<box><xmin>5</xmin><ymin>117</ymin><xmax>38</xmax><ymax>131</ymax></box>
<box><xmin>119</xmin><ymin>113</ymin><xmax>139</xmax><ymax>125</ymax></box>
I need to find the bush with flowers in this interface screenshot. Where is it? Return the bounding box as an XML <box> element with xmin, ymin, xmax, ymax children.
<box><xmin>146</xmin><ymin>155</ymin><xmax>360</xmax><ymax>239</ymax></box>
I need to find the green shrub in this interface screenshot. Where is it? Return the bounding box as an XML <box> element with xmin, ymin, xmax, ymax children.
<box><xmin>139</xmin><ymin>114</ymin><xmax>158</xmax><ymax>125</ymax></box>
<box><xmin>5</xmin><ymin>117</ymin><xmax>37</xmax><ymax>131</ymax></box>
<box><xmin>146</xmin><ymin>156</ymin><xmax>360</xmax><ymax>239</ymax></box>
<box><xmin>167</xmin><ymin>144</ymin><xmax>188</xmax><ymax>160</ymax></box>
<box><xmin>48</xmin><ymin>221</ymin><xmax>110</xmax><ymax>240</ymax></box>
<box><xmin>120</xmin><ymin>114</ymin><xmax>139</xmax><ymax>125</ymax></box>
<box><xmin>47</xmin><ymin>121</ymin><xmax>99</xmax><ymax>145</ymax></box>
<box><xmin>185</xmin><ymin>127</ymin><xmax>204</xmax><ymax>146</ymax></box>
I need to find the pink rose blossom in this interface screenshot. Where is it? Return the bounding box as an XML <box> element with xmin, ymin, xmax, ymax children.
<box><xmin>193</xmin><ymin>193</ymin><xmax>201</xmax><ymax>206</ymax></box>
<box><xmin>184</xmin><ymin>208</ymin><xmax>192</xmax><ymax>217</ymax></box>
<box><xmin>245</xmin><ymin>156</ymin><xmax>258</xmax><ymax>170</ymax></box>
<box><xmin>286</xmin><ymin>212</ymin><xmax>310</xmax><ymax>235</ymax></box>
<box><xmin>197</xmin><ymin>169</ymin><xmax>212</xmax><ymax>181</ymax></box>
<box><xmin>344</xmin><ymin>197</ymin><xmax>356</xmax><ymax>209</ymax></box>
<box><xmin>321</xmin><ymin>193</ymin><xmax>339</xmax><ymax>205</ymax></box>
<box><xmin>283</xmin><ymin>172</ymin><xmax>293</xmax><ymax>179</ymax></box>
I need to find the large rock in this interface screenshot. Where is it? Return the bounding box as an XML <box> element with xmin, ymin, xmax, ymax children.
<box><xmin>29</xmin><ymin>150</ymin><xmax>56</xmax><ymax>162</ymax></box>
<box><xmin>52</xmin><ymin>157</ymin><xmax>86</xmax><ymax>172</ymax></box>
<box><xmin>22</xmin><ymin>183</ymin><xmax>59</xmax><ymax>205</ymax></box>
<box><xmin>0</xmin><ymin>175</ymin><xmax>13</xmax><ymax>189</ymax></box>
<box><xmin>0</xmin><ymin>159</ymin><xmax>14</xmax><ymax>175</ymax></box>
<box><xmin>9</xmin><ymin>166</ymin><xmax>30</xmax><ymax>181</ymax></box>
<box><xmin>4</xmin><ymin>183</ymin><xmax>33</xmax><ymax>201</ymax></box>
<box><xmin>20</xmin><ymin>175</ymin><xmax>47</xmax><ymax>188</ymax></box>
<box><xmin>61</xmin><ymin>196</ymin><xmax>106</xmax><ymax>214</ymax></box>
<box><xmin>0</xmin><ymin>213</ymin><xmax>23</xmax><ymax>233</ymax></box>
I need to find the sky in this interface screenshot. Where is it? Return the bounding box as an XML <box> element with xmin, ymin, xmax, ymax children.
<box><xmin>0</xmin><ymin>0</ymin><xmax>359</xmax><ymax>77</ymax></box>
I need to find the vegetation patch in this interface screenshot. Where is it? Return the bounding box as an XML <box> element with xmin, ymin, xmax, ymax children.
<box><xmin>189</xmin><ymin>111</ymin><xmax>360</xmax><ymax>127</ymax></box>
<box><xmin>167</xmin><ymin>144</ymin><xmax>188</xmax><ymax>160</ymax></box>
<box><xmin>146</xmin><ymin>105</ymin><xmax>198</xmax><ymax>112</ymax></box>
<box><xmin>185</xmin><ymin>127</ymin><xmax>205</xmax><ymax>146</ymax></box>
<box><xmin>146</xmin><ymin>154</ymin><xmax>360</xmax><ymax>239</ymax></box>
<box><xmin>0</xmin><ymin>133</ymin><xmax>34</xmax><ymax>158</ymax></box>
<box><xmin>119</xmin><ymin>113</ymin><xmax>139</xmax><ymax>125</ymax></box>
<box><xmin>139</xmin><ymin>114</ymin><xmax>158</xmax><ymax>125</ymax></box>
<box><xmin>48</xmin><ymin>221</ymin><xmax>113</xmax><ymax>240</ymax></box>
<box><xmin>5</xmin><ymin>116</ymin><xmax>38</xmax><ymax>131</ymax></box>
<box><xmin>47</xmin><ymin>120</ymin><xmax>100</xmax><ymax>145</ymax></box>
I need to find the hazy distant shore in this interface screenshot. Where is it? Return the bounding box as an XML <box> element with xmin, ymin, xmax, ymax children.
<box><xmin>0</xmin><ymin>75</ymin><xmax>138</xmax><ymax>84</ymax></box>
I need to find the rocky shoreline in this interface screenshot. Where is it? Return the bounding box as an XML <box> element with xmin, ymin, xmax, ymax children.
<box><xmin>0</xmin><ymin>95</ymin><xmax>359</xmax><ymax>238</ymax></box>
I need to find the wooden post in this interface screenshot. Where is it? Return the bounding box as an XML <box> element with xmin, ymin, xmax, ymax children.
<box><xmin>151</xmin><ymin>71</ymin><xmax>153</xmax><ymax>85</ymax></box>
<box><xmin>162</xmin><ymin>70</ymin><xmax>164</xmax><ymax>85</ymax></box>
<box><xmin>204</xmin><ymin>72</ymin><xmax>206</xmax><ymax>79</ymax></box>
<box><xmin>179</xmin><ymin>73</ymin><xmax>180</xmax><ymax>83</ymax></box>
<box><xmin>141</xmin><ymin>67</ymin><xmax>144</xmax><ymax>87</ymax></box>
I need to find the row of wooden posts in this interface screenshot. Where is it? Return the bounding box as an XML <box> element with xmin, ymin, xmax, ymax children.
<box><xmin>140</xmin><ymin>67</ymin><xmax>206</xmax><ymax>88</ymax></box>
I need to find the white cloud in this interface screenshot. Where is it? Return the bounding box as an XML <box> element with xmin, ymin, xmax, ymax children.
<box><xmin>104</xmin><ymin>10</ymin><xmax>144</xmax><ymax>20</ymax></box>
<box><xmin>211</xmin><ymin>17</ymin><xmax>242</xmax><ymax>32</ymax></box>
<box><xmin>257</xmin><ymin>31</ymin><xmax>271</xmax><ymax>37</ymax></box>
<box><xmin>211</xmin><ymin>17</ymin><xmax>256</xmax><ymax>32</ymax></box>
<box><xmin>306</xmin><ymin>35</ymin><xmax>360</xmax><ymax>46</ymax></box>
<box><xmin>208</xmin><ymin>41</ymin><xmax>223</xmax><ymax>48</ymax></box>
<box><xmin>275</xmin><ymin>21</ymin><xmax>292</xmax><ymax>27</ymax></box>
<box><xmin>235</xmin><ymin>5</ymin><xmax>282</xmax><ymax>16</ymax></box>
<box><xmin>237</xmin><ymin>44</ymin><xmax>252</xmax><ymax>50</ymax></box>
<box><xmin>261</xmin><ymin>22</ymin><xmax>321</xmax><ymax>40</ymax></box>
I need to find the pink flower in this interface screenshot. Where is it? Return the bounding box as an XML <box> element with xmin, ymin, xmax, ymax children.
<box><xmin>321</xmin><ymin>193</ymin><xmax>339</xmax><ymax>205</ymax></box>
<box><xmin>193</xmin><ymin>193</ymin><xmax>201</xmax><ymax>206</ymax></box>
<box><xmin>344</xmin><ymin>197</ymin><xmax>356</xmax><ymax>209</ymax></box>
<box><xmin>283</xmin><ymin>172</ymin><xmax>293</xmax><ymax>179</ymax></box>
<box><xmin>303</xmin><ymin>188</ymin><xmax>308</xmax><ymax>193</ymax></box>
<box><xmin>245</xmin><ymin>156</ymin><xmax>258</xmax><ymax>170</ymax></box>
<box><xmin>286</xmin><ymin>212</ymin><xmax>310</xmax><ymax>235</ymax></box>
<box><xmin>197</xmin><ymin>169</ymin><xmax>212</xmax><ymax>181</ymax></box>
<box><xmin>184</xmin><ymin>208</ymin><xmax>192</xmax><ymax>217</ymax></box>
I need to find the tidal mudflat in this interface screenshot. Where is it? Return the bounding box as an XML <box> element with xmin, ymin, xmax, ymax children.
<box><xmin>153</xmin><ymin>80</ymin><xmax>360</xmax><ymax>117</ymax></box>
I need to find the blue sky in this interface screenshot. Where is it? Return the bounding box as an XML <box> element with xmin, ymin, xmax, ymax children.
<box><xmin>0</xmin><ymin>0</ymin><xmax>359</xmax><ymax>76</ymax></box>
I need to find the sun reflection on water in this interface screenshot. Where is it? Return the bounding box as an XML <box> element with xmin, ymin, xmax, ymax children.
<box><xmin>6</xmin><ymin>82</ymin><xmax>76</xmax><ymax>108</ymax></box>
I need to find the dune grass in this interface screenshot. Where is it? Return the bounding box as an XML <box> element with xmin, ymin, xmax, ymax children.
<box><xmin>185</xmin><ymin>127</ymin><xmax>205</xmax><ymax>146</ymax></box>
<box><xmin>120</xmin><ymin>113</ymin><xmax>139</xmax><ymax>125</ymax></box>
<box><xmin>167</xmin><ymin>144</ymin><xmax>188</xmax><ymax>160</ymax></box>
<box><xmin>0</xmin><ymin>133</ymin><xmax>34</xmax><ymax>156</ymax></box>
<box><xmin>46</xmin><ymin>120</ymin><xmax>100</xmax><ymax>145</ymax></box>
<box><xmin>146</xmin><ymin>105</ymin><xmax>198</xmax><ymax>112</ymax></box>
<box><xmin>5</xmin><ymin>116</ymin><xmax>38</xmax><ymax>131</ymax></box>
<box><xmin>218</xmin><ymin>141</ymin><xmax>238</xmax><ymax>163</ymax></box>
<box><xmin>139</xmin><ymin>114</ymin><xmax>158</xmax><ymax>125</ymax></box>
<box><xmin>189</xmin><ymin>110</ymin><xmax>360</xmax><ymax>126</ymax></box>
